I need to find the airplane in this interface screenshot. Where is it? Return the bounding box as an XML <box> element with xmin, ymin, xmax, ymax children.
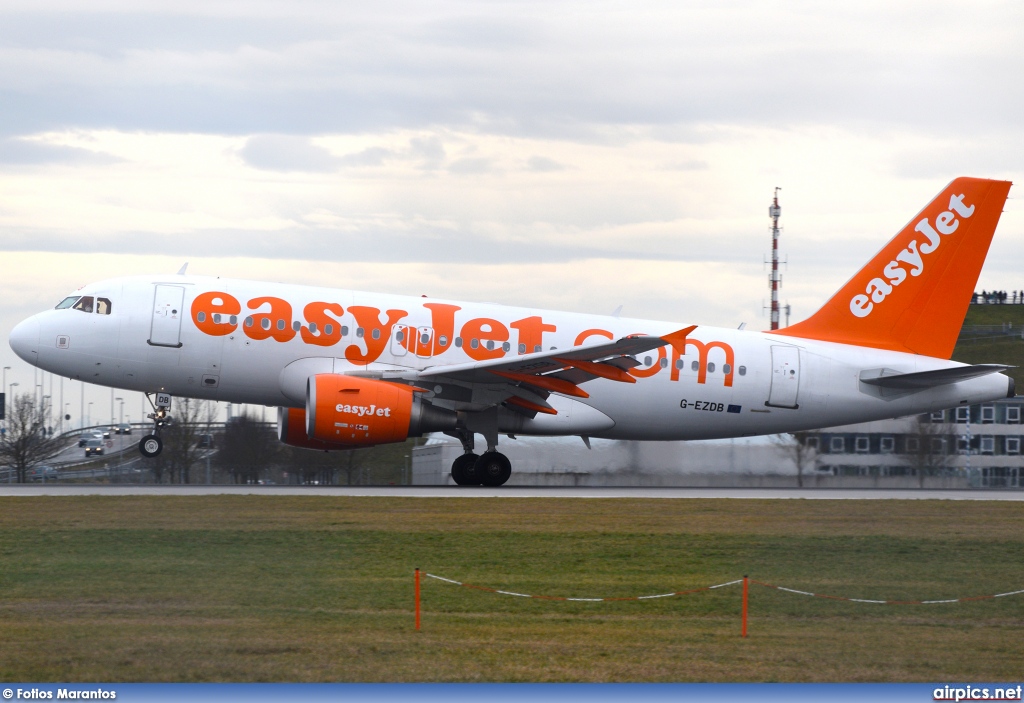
<box><xmin>7</xmin><ymin>177</ymin><xmax>1015</xmax><ymax>486</ymax></box>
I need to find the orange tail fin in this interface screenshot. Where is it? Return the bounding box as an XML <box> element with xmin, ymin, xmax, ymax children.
<box><xmin>775</xmin><ymin>177</ymin><xmax>1012</xmax><ymax>359</ymax></box>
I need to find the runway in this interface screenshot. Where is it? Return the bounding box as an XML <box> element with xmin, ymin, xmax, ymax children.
<box><xmin>2</xmin><ymin>485</ymin><xmax>1024</xmax><ymax>500</ymax></box>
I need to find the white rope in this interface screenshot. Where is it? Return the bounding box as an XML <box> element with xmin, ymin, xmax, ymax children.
<box><xmin>424</xmin><ymin>573</ymin><xmax>742</xmax><ymax>601</ymax></box>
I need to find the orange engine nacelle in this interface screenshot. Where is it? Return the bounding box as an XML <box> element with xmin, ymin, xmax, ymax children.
<box><xmin>303</xmin><ymin>374</ymin><xmax>457</xmax><ymax>448</ymax></box>
<box><xmin>278</xmin><ymin>407</ymin><xmax>353</xmax><ymax>450</ymax></box>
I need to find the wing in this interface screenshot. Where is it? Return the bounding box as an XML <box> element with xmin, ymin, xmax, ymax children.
<box><xmin>417</xmin><ymin>325</ymin><xmax>694</xmax><ymax>389</ymax></box>
<box><xmin>347</xmin><ymin>325</ymin><xmax>696</xmax><ymax>416</ymax></box>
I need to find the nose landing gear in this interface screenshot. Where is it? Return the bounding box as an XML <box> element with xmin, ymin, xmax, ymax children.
<box><xmin>139</xmin><ymin>392</ymin><xmax>172</xmax><ymax>458</ymax></box>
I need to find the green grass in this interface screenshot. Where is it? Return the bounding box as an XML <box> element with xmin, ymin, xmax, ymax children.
<box><xmin>1</xmin><ymin>497</ymin><xmax>1023</xmax><ymax>682</ymax></box>
<box><xmin>953</xmin><ymin>306</ymin><xmax>1024</xmax><ymax>387</ymax></box>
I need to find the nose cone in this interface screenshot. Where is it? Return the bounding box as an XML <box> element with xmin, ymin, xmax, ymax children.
<box><xmin>9</xmin><ymin>316</ymin><xmax>40</xmax><ymax>366</ymax></box>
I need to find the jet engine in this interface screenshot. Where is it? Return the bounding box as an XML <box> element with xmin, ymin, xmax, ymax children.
<box><xmin>277</xmin><ymin>407</ymin><xmax>353</xmax><ymax>450</ymax></box>
<box><xmin>303</xmin><ymin>374</ymin><xmax>457</xmax><ymax>447</ymax></box>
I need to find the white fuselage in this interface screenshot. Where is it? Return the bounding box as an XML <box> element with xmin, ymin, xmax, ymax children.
<box><xmin>9</xmin><ymin>274</ymin><xmax>1012</xmax><ymax>441</ymax></box>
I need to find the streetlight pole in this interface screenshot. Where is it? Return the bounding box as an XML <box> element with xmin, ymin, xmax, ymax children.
<box><xmin>87</xmin><ymin>402</ymin><xmax>93</xmax><ymax>427</ymax></box>
<box><xmin>116</xmin><ymin>397</ymin><xmax>124</xmax><ymax>426</ymax></box>
<box><xmin>80</xmin><ymin>381</ymin><xmax>85</xmax><ymax>430</ymax></box>
<box><xmin>8</xmin><ymin>382</ymin><xmax>18</xmax><ymax>411</ymax></box>
<box><xmin>2</xmin><ymin>366</ymin><xmax>9</xmax><ymax>426</ymax></box>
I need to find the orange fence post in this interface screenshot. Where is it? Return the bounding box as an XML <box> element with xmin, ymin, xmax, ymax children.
<box><xmin>742</xmin><ymin>575</ymin><xmax>748</xmax><ymax>638</ymax></box>
<box><xmin>415</xmin><ymin>568</ymin><xmax>421</xmax><ymax>631</ymax></box>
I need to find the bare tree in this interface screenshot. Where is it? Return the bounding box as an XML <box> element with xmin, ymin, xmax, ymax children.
<box><xmin>0</xmin><ymin>394</ymin><xmax>65</xmax><ymax>483</ymax></box>
<box><xmin>904</xmin><ymin>416</ymin><xmax>954</xmax><ymax>488</ymax></box>
<box><xmin>148</xmin><ymin>398</ymin><xmax>215</xmax><ymax>484</ymax></box>
<box><xmin>216</xmin><ymin>413</ymin><xmax>278</xmax><ymax>484</ymax></box>
<box><xmin>772</xmin><ymin>431</ymin><xmax>819</xmax><ymax>487</ymax></box>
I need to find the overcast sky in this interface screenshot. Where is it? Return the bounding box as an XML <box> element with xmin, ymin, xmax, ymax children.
<box><xmin>1</xmin><ymin>0</ymin><xmax>1023</xmax><ymax>422</ymax></box>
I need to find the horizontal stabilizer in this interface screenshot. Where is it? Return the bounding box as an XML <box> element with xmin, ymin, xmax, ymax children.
<box><xmin>859</xmin><ymin>364</ymin><xmax>1010</xmax><ymax>390</ymax></box>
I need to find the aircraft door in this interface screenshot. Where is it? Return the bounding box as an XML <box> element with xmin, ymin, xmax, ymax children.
<box><xmin>391</xmin><ymin>324</ymin><xmax>409</xmax><ymax>357</ymax></box>
<box><xmin>767</xmin><ymin>345</ymin><xmax>800</xmax><ymax>409</ymax></box>
<box><xmin>149</xmin><ymin>285</ymin><xmax>185</xmax><ymax>348</ymax></box>
<box><xmin>415</xmin><ymin>327</ymin><xmax>434</xmax><ymax>357</ymax></box>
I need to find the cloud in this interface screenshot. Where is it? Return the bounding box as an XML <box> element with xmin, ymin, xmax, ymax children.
<box><xmin>237</xmin><ymin>134</ymin><xmax>339</xmax><ymax>172</ymax></box>
<box><xmin>338</xmin><ymin>146</ymin><xmax>392</xmax><ymax>167</ymax></box>
<box><xmin>447</xmin><ymin>156</ymin><xmax>493</xmax><ymax>174</ymax></box>
<box><xmin>0</xmin><ymin>137</ymin><xmax>119</xmax><ymax>165</ymax></box>
<box><xmin>0</xmin><ymin>3</ymin><xmax>1021</xmax><ymax>141</ymax></box>
<box><xmin>526</xmin><ymin>156</ymin><xmax>563</xmax><ymax>172</ymax></box>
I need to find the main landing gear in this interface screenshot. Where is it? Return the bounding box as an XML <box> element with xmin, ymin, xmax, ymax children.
<box><xmin>448</xmin><ymin>429</ymin><xmax>512</xmax><ymax>487</ymax></box>
<box><xmin>139</xmin><ymin>392</ymin><xmax>172</xmax><ymax>458</ymax></box>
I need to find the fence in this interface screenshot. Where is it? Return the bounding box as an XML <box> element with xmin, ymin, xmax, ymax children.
<box><xmin>414</xmin><ymin>570</ymin><xmax>1024</xmax><ymax>637</ymax></box>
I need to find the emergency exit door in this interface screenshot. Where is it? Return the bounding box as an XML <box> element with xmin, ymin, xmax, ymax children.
<box><xmin>767</xmin><ymin>345</ymin><xmax>800</xmax><ymax>409</ymax></box>
<box><xmin>149</xmin><ymin>285</ymin><xmax>185</xmax><ymax>348</ymax></box>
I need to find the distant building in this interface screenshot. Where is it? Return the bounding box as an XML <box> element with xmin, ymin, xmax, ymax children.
<box><xmin>810</xmin><ymin>399</ymin><xmax>1023</xmax><ymax>488</ymax></box>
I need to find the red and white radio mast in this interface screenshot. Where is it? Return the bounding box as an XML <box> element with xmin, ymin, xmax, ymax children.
<box><xmin>768</xmin><ymin>187</ymin><xmax>782</xmax><ymax>330</ymax></box>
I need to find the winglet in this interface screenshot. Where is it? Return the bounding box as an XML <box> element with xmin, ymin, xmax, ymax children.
<box><xmin>660</xmin><ymin>325</ymin><xmax>697</xmax><ymax>355</ymax></box>
<box><xmin>177</xmin><ymin>262</ymin><xmax>189</xmax><ymax>275</ymax></box>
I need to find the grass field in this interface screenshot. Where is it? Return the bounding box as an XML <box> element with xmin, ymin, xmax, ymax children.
<box><xmin>954</xmin><ymin>306</ymin><xmax>1024</xmax><ymax>388</ymax></box>
<box><xmin>1</xmin><ymin>496</ymin><xmax>1023</xmax><ymax>682</ymax></box>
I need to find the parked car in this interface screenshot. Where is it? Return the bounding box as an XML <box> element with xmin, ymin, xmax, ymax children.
<box><xmin>197</xmin><ymin>433</ymin><xmax>215</xmax><ymax>448</ymax></box>
<box><xmin>29</xmin><ymin>465</ymin><xmax>59</xmax><ymax>482</ymax></box>
<box><xmin>84</xmin><ymin>439</ymin><xmax>105</xmax><ymax>457</ymax></box>
<box><xmin>115</xmin><ymin>423</ymin><xmax>132</xmax><ymax>435</ymax></box>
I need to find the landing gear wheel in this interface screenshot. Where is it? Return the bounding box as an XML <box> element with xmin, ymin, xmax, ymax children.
<box><xmin>451</xmin><ymin>453</ymin><xmax>480</xmax><ymax>486</ymax></box>
<box><xmin>475</xmin><ymin>451</ymin><xmax>512</xmax><ymax>487</ymax></box>
<box><xmin>139</xmin><ymin>434</ymin><xmax>163</xmax><ymax>458</ymax></box>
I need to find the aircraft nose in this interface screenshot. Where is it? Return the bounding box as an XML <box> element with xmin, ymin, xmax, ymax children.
<box><xmin>9</xmin><ymin>316</ymin><xmax>40</xmax><ymax>365</ymax></box>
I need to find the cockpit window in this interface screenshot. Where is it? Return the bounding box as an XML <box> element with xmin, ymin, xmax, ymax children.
<box><xmin>96</xmin><ymin>297</ymin><xmax>112</xmax><ymax>315</ymax></box>
<box><xmin>72</xmin><ymin>296</ymin><xmax>94</xmax><ymax>313</ymax></box>
<box><xmin>55</xmin><ymin>296</ymin><xmax>80</xmax><ymax>309</ymax></box>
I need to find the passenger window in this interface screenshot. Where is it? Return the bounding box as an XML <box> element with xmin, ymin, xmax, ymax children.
<box><xmin>96</xmin><ymin>298</ymin><xmax>112</xmax><ymax>315</ymax></box>
<box><xmin>55</xmin><ymin>296</ymin><xmax>80</xmax><ymax>310</ymax></box>
<box><xmin>72</xmin><ymin>296</ymin><xmax>94</xmax><ymax>313</ymax></box>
